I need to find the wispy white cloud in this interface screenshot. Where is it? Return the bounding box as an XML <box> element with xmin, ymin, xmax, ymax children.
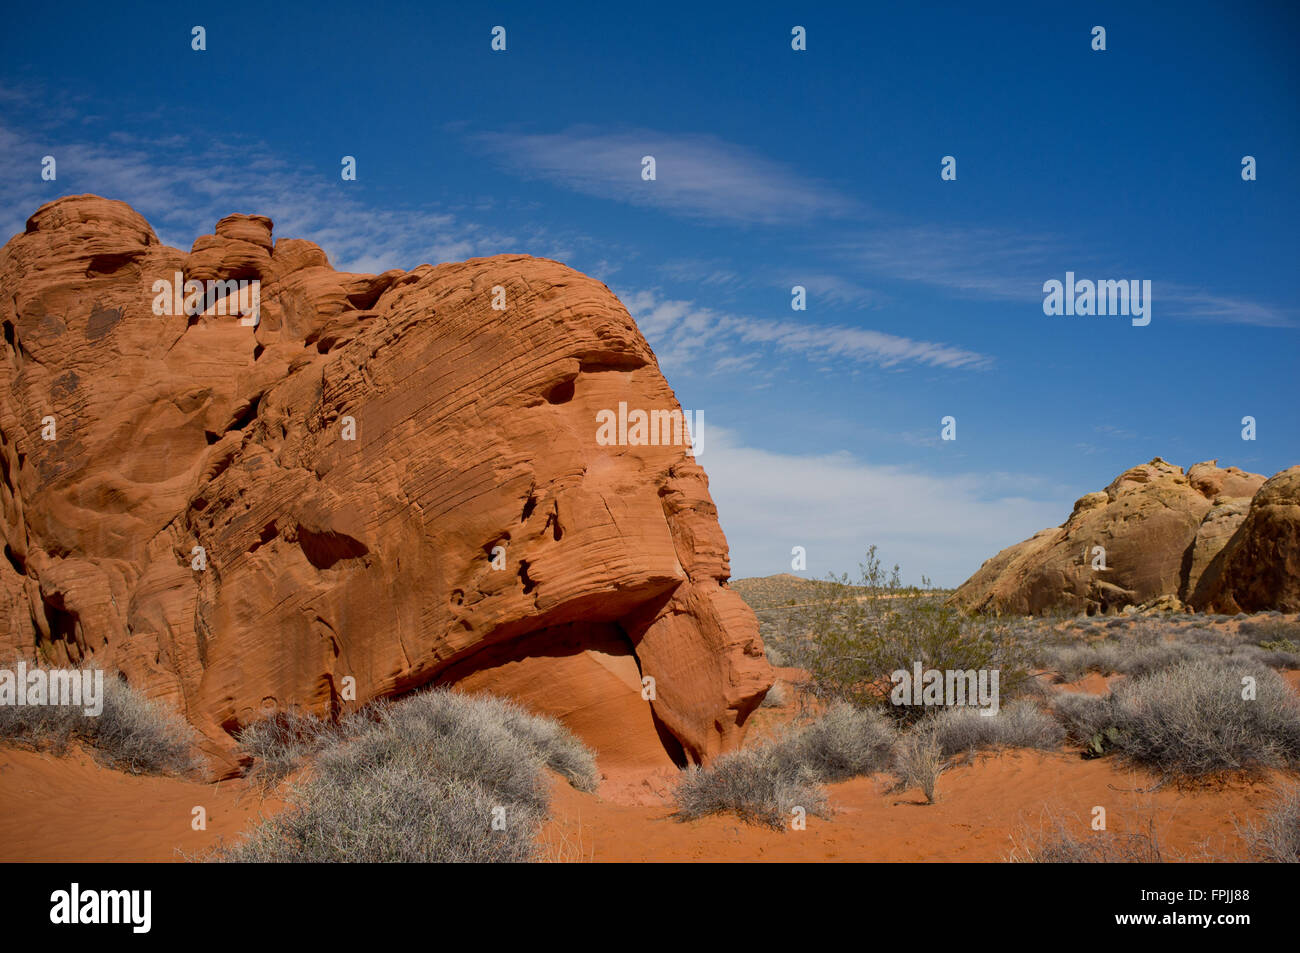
<box><xmin>658</xmin><ymin>257</ymin><xmax>745</xmax><ymax>288</ymax></box>
<box><xmin>835</xmin><ymin>227</ymin><xmax>1298</xmax><ymax>328</ymax></box>
<box><xmin>1159</xmin><ymin>285</ymin><xmax>1298</xmax><ymax>328</ymax></box>
<box><xmin>702</xmin><ymin>425</ymin><xmax>1065</xmax><ymax>586</ymax></box>
<box><xmin>836</xmin><ymin>225</ymin><xmax>1059</xmax><ymax>301</ymax></box>
<box><xmin>620</xmin><ymin>288</ymin><xmax>993</xmax><ymax>375</ymax></box>
<box><xmin>781</xmin><ymin>273</ymin><xmax>885</xmax><ymax>310</ymax></box>
<box><xmin>469</xmin><ymin>126</ymin><xmax>859</xmax><ymax>225</ymax></box>
<box><xmin>0</xmin><ymin>111</ymin><xmax>599</xmax><ymax>275</ymax></box>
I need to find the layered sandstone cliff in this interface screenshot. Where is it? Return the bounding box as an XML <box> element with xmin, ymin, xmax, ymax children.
<box><xmin>0</xmin><ymin>195</ymin><xmax>772</xmax><ymax>775</ymax></box>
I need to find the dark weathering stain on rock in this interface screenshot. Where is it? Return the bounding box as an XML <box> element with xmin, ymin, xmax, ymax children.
<box><xmin>51</xmin><ymin>371</ymin><xmax>79</xmax><ymax>398</ymax></box>
<box><xmin>86</xmin><ymin>306</ymin><xmax>122</xmax><ymax>341</ymax></box>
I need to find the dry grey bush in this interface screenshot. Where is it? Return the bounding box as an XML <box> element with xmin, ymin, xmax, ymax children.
<box><xmin>0</xmin><ymin>664</ymin><xmax>200</xmax><ymax>776</ymax></box>
<box><xmin>1050</xmin><ymin>659</ymin><xmax>1300</xmax><ymax>778</ymax></box>
<box><xmin>760</xmin><ymin>680</ymin><xmax>789</xmax><ymax>708</ymax></box>
<box><xmin>1237</xmin><ymin>783</ymin><xmax>1300</xmax><ymax>863</ymax></box>
<box><xmin>892</xmin><ymin>724</ymin><xmax>947</xmax><ymax>804</ymax></box>
<box><xmin>1009</xmin><ymin>812</ymin><xmax>1167</xmax><ymax>863</ymax></box>
<box><xmin>675</xmin><ymin>703</ymin><xmax>895</xmax><ymax>827</ymax></box>
<box><xmin>212</xmin><ymin>688</ymin><xmax>596</xmax><ymax>862</ymax></box>
<box><xmin>675</xmin><ymin>747</ymin><xmax>828</xmax><ymax>830</ymax></box>
<box><xmin>932</xmin><ymin>699</ymin><xmax>1065</xmax><ymax>758</ymax></box>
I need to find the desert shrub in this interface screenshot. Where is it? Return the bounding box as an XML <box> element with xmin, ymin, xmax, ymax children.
<box><xmin>1050</xmin><ymin>692</ymin><xmax>1115</xmax><ymax>753</ymax></box>
<box><xmin>1040</xmin><ymin>640</ymin><xmax>1123</xmax><ymax>680</ymax></box>
<box><xmin>781</xmin><ymin>702</ymin><xmax>895</xmax><ymax>781</ymax></box>
<box><xmin>1010</xmin><ymin>814</ymin><xmax>1166</xmax><ymax>862</ymax></box>
<box><xmin>236</xmin><ymin>706</ymin><xmax>357</xmax><ymax>787</ymax></box>
<box><xmin>675</xmin><ymin>703</ymin><xmax>893</xmax><ymax>827</ymax></box>
<box><xmin>892</xmin><ymin>725</ymin><xmax>947</xmax><ymax>804</ymax></box>
<box><xmin>1038</xmin><ymin>619</ymin><xmax>1300</xmax><ymax>682</ymax></box>
<box><xmin>932</xmin><ymin>700</ymin><xmax>1064</xmax><ymax>757</ymax></box>
<box><xmin>675</xmin><ymin>747</ymin><xmax>827</xmax><ymax>830</ymax></box>
<box><xmin>1240</xmin><ymin>618</ymin><xmax>1300</xmax><ymax>644</ymax></box>
<box><xmin>492</xmin><ymin>697</ymin><xmax>599</xmax><ymax>792</ymax></box>
<box><xmin>0</xmin><ymin>664</ymin><xmax>200</xmax><ymax>776</ymax></box>
<box><xmin>1109</xmin><ymin>659</ymin><xmax>1300</xmax><ymax>777</ymax></box>
<box><xmin>213</xmin><ymin>688</ymin><xmax>596</xmax><ymax>862</ymax></box>
<box><xmin>1238</xmin><ymin>784</ymin><xmax>1300</xmax><ymax>863</ymax></box>
<box><xmin>237</xmin><ymin>690</ymin><xmax>598</xmax><ymax>794</ymax></box>
<box><xmin>1117</xmin><ymin>641</ymin><xmax>1197</xmax><ymax>677</ymax></box>
<box><xmin>798</xmin><ymin>547</ymin><xmax>1032</xmax><ymax>721</ymax></box>
<box><xmin>1239</xmin><ymin>619</ymin><xmax>1300</xmax><ymax>668</ymax></box>
<box><xmin>760</xmin><ymin>680</ymin><xmax>789</xmax><ymax>708</ymax></box>
<box><xmin>1053</xmin><ymin>660</ymin><xmax>1300</xmax><ymax>778</ymax></box>
<box><xmin>1256</xmin><ymin>645</ymin><xmax>1300</xmax><ymax>670</ymax></box>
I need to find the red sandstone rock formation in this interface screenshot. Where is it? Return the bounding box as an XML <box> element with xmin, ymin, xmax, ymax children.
<box><xmin>949</xmin><ymin>458</ymin><xmax>1274</xmax><ymax>616</ymax></box>
<box><xmin>0</xmin><ymin>195</ymin><xmax>772</xmax><ymax>775</ymax></box>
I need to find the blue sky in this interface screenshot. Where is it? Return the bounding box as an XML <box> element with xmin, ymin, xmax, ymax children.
<box><xmin>2</xmin><ymin>1</ymin><xmax>1297</xmax><ymax>585</ymax></box>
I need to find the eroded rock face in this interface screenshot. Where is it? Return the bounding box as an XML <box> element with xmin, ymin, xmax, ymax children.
<box><xmin>1191</xmin><ymin>466</ymin><xmax>1300</xmax><ymax>613</ymax></box>
<box><xmin>0</xmin><ymin>195</ymin><xmax>772</xmax><ymax>774</ymax></box>
<box><xmin>949</xmin><ymin>458</ymin><xmax>1269</xmax><ymax>616</ymax></box>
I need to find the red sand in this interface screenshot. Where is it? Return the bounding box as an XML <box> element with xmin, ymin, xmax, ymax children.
<box><xmin>541</xmin><ymin>751</ymin><xmax>1280</xmax><ymax>862</ymax></box>
<box><xmin>0</xmin><ymin>744</ymin><xmax>282</xmax><ymax>862</ymax></box>
<box><xmin>2</xmin><ymin>665</ymin><xmax>1293</xmax><ymax>863</ymax></box>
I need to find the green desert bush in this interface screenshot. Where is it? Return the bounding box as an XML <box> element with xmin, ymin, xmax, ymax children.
<box><xmin>931</xmin><ymin>699</ymin><xmax>1065</xmax><ymax>757</ymax></box>
<box><xmin>797</xmin><ymin>547</ymin><xmax>1032</xmax><ymax>720</ymax></box>
<box><xmin>0</xmin><ymin>664</ymin><xmax>200</xmax><ymax>776</ymax></box>
<box><xmin>675</xmin><ymin>703</ymin><xmax>895</xmax><ymax>827</ymax></box>
<box><xmin>214</xmin><ymin>688</ymin><xmax>596</xmax><ymax>862</ymax></box>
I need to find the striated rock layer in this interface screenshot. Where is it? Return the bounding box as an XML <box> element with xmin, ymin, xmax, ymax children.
<box><xmin>949</xmin><ymin>457</ymin><xmax>1285</xmax><ymax>616</ymax></box>
<box><xmin>0</xmin><ymin>195</ymin><xmax>772</xmax><ymax>775</ymax></box>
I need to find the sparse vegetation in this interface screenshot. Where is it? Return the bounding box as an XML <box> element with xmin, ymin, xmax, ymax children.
<box><xmin>1049</xmin><ymin>660</ymin><xmax>1300</xmax><ymax>778</ymax></box>
<box><xmin>1010</xmin><ymin>813</ymin><xmax>1167</xmax><ymax>863</ymax></box>
<box><xmin>1240</xmin><ymin>617</ymin><xmax>1300</xmax><ymax>647</ymax></box>
<box><xmin>760</xmin><ymin>680</ymin><xmax>788</xmax><ymax>708</ymax></box>
<box><xmin>1238</xmin><ymin>783</ymin><xmax>1300</xmax><ymax>863</ymax></box>
<box><xmin>931</xmin><ymin>699</ymin><xmax>1065</xmax><ymax>758</ymax></box>
<box><xmin>1050</xmin><ymin>691</ymin><xmax>1115</xmax><ymax>755</ymax></box>
<box><xmin>736</xmin><ymin>562</ymin><xmax>1300</xmax><ymax>793</ymax></box>
<box><xmin>235</xmin><ymin>705</ymin><xmax>361</xmax><ymax>787</ymax></box>
<box><xmin>675</xmin><ymin>703</ymin><xmax>894</xmax><ymax>828</ymax></box>
<box><xmin>675</xmin><ymin>747</ymin><xmax>828</xmax><ymax>830</ymax></box>
<box><xmin>1038</xmin><ymin>621</ymin><xmax>1300</xmax><ymax>680</ymax></box>
<box><xmin>211</xmin><ymin>688</ymin><xmax>596</xmax><ymax>862</ymax></box>
<box><xmin>782</xmin><ymin>703</ymin><xmax>897</xmax><ymax>782</ymax></box>
<box><xmin>789</xmin><ymin>547</ymin><xmax>1033</xmax><ymax>721</ymax></box>
<box><xmin>0</xmin><ymin>663</ymin><xmax>201</xmax><ymax>776</ymax></box>
<box><xmin>892</xmin><ymin>723</ymin><xmax>947</xmax><ymax>804</ymax></box>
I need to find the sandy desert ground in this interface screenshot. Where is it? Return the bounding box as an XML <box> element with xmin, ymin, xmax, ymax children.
<box><xmin>5</xmin><ymin>597</ymin><xmax>1297</xmax><ymax>864</ymax></box>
